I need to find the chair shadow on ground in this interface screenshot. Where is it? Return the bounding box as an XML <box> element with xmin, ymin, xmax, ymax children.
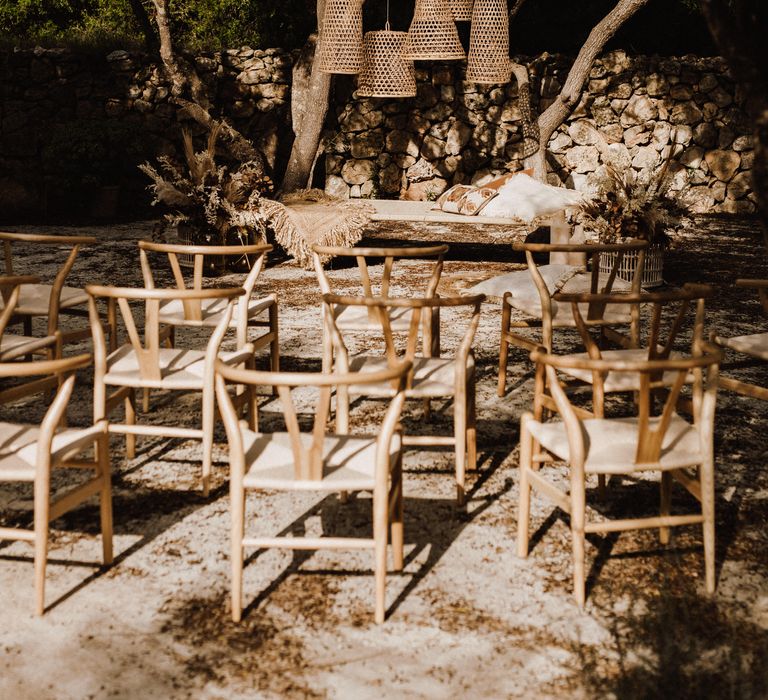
<box><xmin>238</xmin><ymin>447</ymin><xmax>512</xmax><ymax>622</ymax></box>
<box><xmin>0</xmin><ymin>431</ymin><xmax>233</xmax><ymax>614</ymax></box>
<box><xmin>524</xmin><ymin>473</ymin><xmax>743</xmax><ymax>602</ymax></box>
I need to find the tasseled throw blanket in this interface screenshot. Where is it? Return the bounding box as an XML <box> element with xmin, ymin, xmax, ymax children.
<box><xmin>261</xmin><ymin>189</ymin><xmax>373</xmax><ymax>268</ymax></box>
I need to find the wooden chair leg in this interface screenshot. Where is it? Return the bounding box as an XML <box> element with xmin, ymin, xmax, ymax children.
<box><xmin>33</xmin><ymin>473</ymin><xmax>50</xmax><ymax>616</ymax></box>
<box><xmin>467</xmin><ymin>376</ymin><xmax>477</xmax><ymax>472</ymax></box>
<box><xmin>231</xmin><ymin>485</ymin><xmax>246</xmax><ymax>622</ymax></box>
<box><xmin>390</xmin><ymin>454</ymin><xmax>404</xmax><ymax>571</ymax></box>
<box><xmin>269</xmin><ymin>303</ymin><xmax>280</xmax><ymax>396</ymax></box>
<box><xmin>373</xmin><ymin>485</ymin><xmax>388</xmax><ymax>624</ymax></box>
<box><xmin>700</xmin><ymin>461</ymin><xmax>716</xmax><ymax>594</ymax></box>
<box><xmin>571</xmin><ymin>475</ymin><xmax>587</xmax><ymax>609</ymax></box>
<box><xmin>142</xmin><ymin>388</ymin><xmax>151</xmax><ymax>413</ymax></box>
<box><xmin>97</xmin><ymin>434</ymin><xmax>114</xmax><ymax>565</ymax></box>
<box><xmin>497</xmin><ymin>303</ymin><xmax>512</xmax><ymax>397</ymax></box>
<box><xmin>125</xmin><ymin>389</ymin><xmax>136</xmax><ymax>460</ymax></box>
<box><xmin>517</xmin><ymin>414</ymin><xmax>533</xmax><ymax>559</ymax></box>
<box><xmin>659</xmin><ymin>471</ymin><xmax>672</xmax><ymax>545</ymax></box>
<box><xmin>201</xmin><ymin>388</ymin><xmax>216</xmax><ymax>498</ymax></box>
<box><xmin>453</xmin><ymin>394</ymin><xmax>467</xmax><ymax>507</ymax></box>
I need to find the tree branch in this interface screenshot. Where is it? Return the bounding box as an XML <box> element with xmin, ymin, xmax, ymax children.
<box><xmin>538</xmin><ymin>0</ymin><xmax>650</xmax><ymax>144</ymax></box>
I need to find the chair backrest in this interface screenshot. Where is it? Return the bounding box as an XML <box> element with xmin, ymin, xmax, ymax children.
<box><xmin>556</xmin><ymin>283</ymin><xmax>712</xmax><ymax>358</ymax></box>
<box><xmin>0</xmin><ymin>275</ymin><xmax>39</xmax><ymax>336</ymax></box>
<box><xmin>530</xmin><ymin>344</ymin><xmax>722</xmax><ymax>468</ymax></box>
<box><xmin>215</xmin><ymin>359</ymin><xmax>411</xmax><ymax>482</ymax></box>
<box><xmin>312</xmin><ymin>244</ymin><xmax>449</xmax><ymax>301</ymax></box>
<box><xmin>0</xmin><ymin>353</ymin><xmax>90</xmax><ymax>408</ymax></box>
<box><xmin>85</xmin><ymin>285</ymin><xmax>245</xmax><ymax>381</ymax></box>
<box><xmin>138</xmin><ymin>240</ymin><xmax>272</xmax><ymax>323</ymax></box>
<box><xmin>322</xmin><ymin>293</ymin><xmax>485</xmax><ymax>374</ymax></box>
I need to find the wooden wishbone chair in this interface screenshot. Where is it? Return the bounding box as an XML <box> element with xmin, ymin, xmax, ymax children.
<box><xmin>323</xmin><ymin>292</ymin><xmax>485</xmax><ymax>506</ymax></box>
<box><xmin>497</xmin><ymin>239</ymin><xmax>648</xmax><ymax>396</ymax></box>
<box><xmin>549</xmin><ymin>283</ymin><xmax>713</xmax><ymax>418</ymax></box>
<box><xmin>517</xmin><ymin>343</ymin><xmax>722</xmax><ymax>607</ymax></box>
<box><xmin>215</xmin><ymin>358</ymin><xmax>410</xmax><ymax>624</ymax></box>
<box><xmin>0</xmin><ymin>354</ymin><xmax>113</xmax><ymax>614</ymax></box>
<box><xmin>0</xmin><ymin>231</ymin><xmax>100</xmax><ymax>349</ymax></box>
<box><xmin>138</xmin><ymin>240</ymin><xmax>279</xmax><ymax>368</ymax></box>
<box><xmin>86</xmin><ymin>284</ymin><xmax>255</xmax><ymax>496</ymax></box>
<box><xmin>713</xmin><ymin>278</ymin><xmax>768</xmax><ymax>401</ymax></box>
<box><xmin>312</xmin><ymin>244</ymin><xmax>449</xmax><ymax>370</ymax></box>
<box><xmin>0</xmin><ymin>275</ymin><xmax>60</xmax><ymax>361</ymax></box>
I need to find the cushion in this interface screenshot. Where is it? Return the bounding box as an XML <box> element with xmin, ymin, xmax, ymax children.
<box><xmin>467</xmin><ymin>264</ymin><xmax>580</xmax><ymax>303</ymax></box>
<box><xmin>434</xmin><ymin>184</ymin><xmax>474</xmax><ymax>213</ymax></box>
<box><xmin>456</xmin><ymin>186</ymin><xmax>498</xmax><ymax>216</ymax></box>
<box><xmin>484</xmin><ymin>168</ymin><xmax>535</xmax><ymax>190</ymax></box>
<box><xmin>479</xmin><ymin>174</ymin><xmax>585</xmax><ymax>222</ymax></box>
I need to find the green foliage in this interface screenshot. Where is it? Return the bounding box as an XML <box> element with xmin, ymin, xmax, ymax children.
<box><xmin>0</xmin><ymin>0</ymin><xmax>317</xmax><ymax>50</ymax></box>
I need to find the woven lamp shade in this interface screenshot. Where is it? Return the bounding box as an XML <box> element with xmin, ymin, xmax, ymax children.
<box><xmin>357</xmin><ymin>31</ymin><xmax>417</xmax><ymax>98</ymax></box>
<box><xmin>404</xmin><ymin>0</ymin><xmax>466</xmax><ymax>61</ymax></box>
<box><xmin>317</xmin><ymin>0</ymin><xmax>365</xmax><ymax>74</ymax></box>
<box><xmin>466</xmin><ymin>0</ymin><xmax>510</xmax><ymax>84</ymax></box>
<box><xmin>449</xmin><ymin>0</ymin><xmax>474</xmax><ymax>21</ymax></box>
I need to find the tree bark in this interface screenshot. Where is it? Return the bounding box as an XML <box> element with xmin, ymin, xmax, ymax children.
<box><xmin>282</xmin><ymin>0</ymin><xmax>332</xmax><ymax>194</ymax></box>
<box><xmin>127</xmin><ymin>0</ymin><xmax>158</xmax><ymax>53</ymax></box>
<box><xmin>700</xmin><ymin>0</ymin><xmax>768</xmax><ymax>243</ymax></box>
<box><xmin>521</xmin><ymin>0</ymin><xmax>650</xmax><ymax>180</ymax></box>
<box><xmin>150</xmin><ymin>0</ymin><xmax>263</xmax><ymax>165</ymax></box>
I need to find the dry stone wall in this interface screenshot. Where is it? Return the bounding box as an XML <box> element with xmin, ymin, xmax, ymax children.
<box><xmin>0</xmin><ymin>47</ymin><xmax>756</xmax><ymax>218</ymax></box>
<box><xmin>326</xmin><ymin>51</ymin><xmax>756</xmax><ymax>215</ymax></box>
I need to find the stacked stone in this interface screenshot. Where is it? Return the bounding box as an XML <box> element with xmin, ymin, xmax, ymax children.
<box><xmin>325</xmin><ymin>51</ymin><xmax>755</xmax><ymax>214</ymax></box>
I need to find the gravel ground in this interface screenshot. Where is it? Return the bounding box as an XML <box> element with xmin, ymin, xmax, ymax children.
<box><xmin>1</xmin><ymin>215</ymin><xmax>767</xmax><ymax>699</ymax></box>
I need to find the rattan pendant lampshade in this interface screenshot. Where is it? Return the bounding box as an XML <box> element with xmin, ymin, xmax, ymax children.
<box><xmin>449</xmin><ymin>0</ymin><xmax>474</xmax><ymax>21</ymax></box>
<box><xmin>317</xmin><ymin>0</ymin><xmax>365</xmax><ymax>74</ymax></box>
<box><xmin>404</xmin><ymin>0</ymin><xmax>466</xmax><ymax>61</ymax></box>
<box><xmin>465</xmin><ymin>0</ymin><xmax>510</xmax><ymax>84</ymax></box>
<box><xmin>357</xmin><ymin>27</ymin><xmax>417</xmax><ymax>98</ymax></box>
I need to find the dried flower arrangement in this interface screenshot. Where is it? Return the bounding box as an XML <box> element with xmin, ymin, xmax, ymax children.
<box><xmin>139</xmin><ymin>124</ymin><xmax>273</xmax><ymax>247</ymax></box>
<box><xmin>577</xmin><ymin>149</ymin><xmax>690</xmax><ymax>248</ymax></box>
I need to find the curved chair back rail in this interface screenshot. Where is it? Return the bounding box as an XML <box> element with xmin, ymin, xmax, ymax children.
<box><xmin>138</xmin><ymin>241</ymin><xmax>273</xmax><ymax>257</ymax></box>
<box><xmin>85</xmin><ymin>285</ymin><xmax>246</xmax><ymax>301</ymax></box>
<box><xmin>512</xmin><ymin>240</ymin><xmax>649</xmax><ymax>254</ymax></box>
<box><xmin>216</xmin><ymin>357</ymin><xmax>412</xmax><ymax>389</ymax></box>
<box><xmin>0</xmin><ymin>231</ymin><xmax>97</xmax><ymax>246</ymax></box>
<box><xmin>0</xmin><ymin>233</ymin><xmax>97</xmax><ymax>344</ymax></box>
<box><xmin>312</xmin><ymin>243</ymin><xmax>449</xmax><ymax>298</ymax></box>
<box><xmin>0</xmin><ymin>353</ymin><xmax>91</xmax><ymax>378</ymax></box>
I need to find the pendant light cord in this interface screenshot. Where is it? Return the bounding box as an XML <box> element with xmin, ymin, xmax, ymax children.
<box><xmin>385</xmin><ymin>0</ymin><xmax>390</xmax><ymax>30</ymax></box>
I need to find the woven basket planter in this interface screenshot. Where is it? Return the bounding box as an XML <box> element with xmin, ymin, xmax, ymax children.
<box><xmin>449</xmin><ymin>0</ymin><xmax>473</xmax><ymax>21</ymax></box>
<box><xmin>357</xmin><ymin>30</ymin><xmax>417</xmax><ymax>98</ymax></box>
<box><xmin>599</xmin><ymin>245</ymin><xmax>665</xmax><ymax>288</ymax></box>
<box><xmin>317</xmin><ymin>0</ymin><xmax>365</xmax><ymax>74</ymax></box>
<box><xmin>466</xmin><ymin>0</ymin><xmax>510</xmax><ymax>84</ymax></box>
<box><xmin>404</xmin><ymin>0</ymin><xmax>466</xmax><ymax>61</ymax></box>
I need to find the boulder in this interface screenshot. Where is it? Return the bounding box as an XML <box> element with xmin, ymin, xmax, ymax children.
<box><xmin>693</xmin><ymin>122</ymin><xmax>717</xmax><ymax>149</ymax></box>
<box><xmin>620</xmin><ymin>95</ymin><xmax>658</xmax><ymax>127</ymax></box>
<box><xmin>325</xmin><ymin>175</ymin><xmax>349</xmax><ymax>199</ymax></box>
<box><xmin>549</xmin><ymin>131</ymin><xmax>573</xmax><ymax>153</ymax></box>
<box><xmin>386</xmin><ymin>130</ymin><xmax>420</xmax><ymax>157</ymax></box>
<box><xmin>680</xmin><ymin>146</ymin><xmax>705</xmax><ymax>169</ymax></box>
<box><xmin>446</xmin><ymin>121</ymin><xmax>472</xmax><ymax>155</ymax></box>
<box><xmin>631</xmin><ymin>146</ymin><xmax>659</xmax><ymax>170</ymax></box>
<box><xmin>379</xmin><ymin>163</ymin><xmax>402</xmax><ymax>194</ymax></box>
<box><xmin>727</xmin><ymin>171</ymin><xmax>751</xmax><ymax>200</ymax></box>
<box><xmin>670</xmin><ymin>101</ymin><xmax>703</xmax><ymax>125</ymax></box>
<box><xmin>568</xmin><ymin>120</ymin><xmax>600</xmax><ymax>146</ymax></box>
<box><xmin>566</xmin><ymin>145</ymin><xmax>600</xmax><ymax>173</ymax></box>
<box><xmin>350</xmin><ymin>131</ymin><xmax>384</xmax><ymax>159</ymax></box>
<box><xmin>421</xmin><ymin>135</ymin><xmax>446</xmax><ymax>160</ymax></box>
<box><xmin>604</xmin><ymin>143</ymin><xmax>632</xmax><ymax>171</ymax></box>
<box><xmin>404</xmin><ymin>178</ymin><xmax>448</xmax><ymax>201</ymax></box>
<box><xmin>705</xmin><ymin>149</ymin><xmax>741</xmax><ymax>181</ymax></box>
<box><xmin>341</xmin><ymin>159</ymin><xmax>376</xmax><ymax>185</ymax></box>
<box><xmin>624</xmin><ymin>125</ymin><xmax>651</xmax><ymax>148</ymax></box>
<box><xmin>732</xmin><ymin>135</ymin><xmax>753</xmax><ymax>152</ymax></box>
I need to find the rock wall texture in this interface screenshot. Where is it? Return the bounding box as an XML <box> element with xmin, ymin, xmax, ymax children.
<box><xmin>0</xmin><ymin>47</ymin><xmax>756</xmax><ymax>217</ymax></box>
<box><xmin>326</xmin><ymin>51</ymin><xmax>755</xmax><ymax>214</ymax></box>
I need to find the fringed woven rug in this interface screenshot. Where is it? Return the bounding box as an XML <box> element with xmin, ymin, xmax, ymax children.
<box><xmin>262</xmin><ymin>189</ymin><xmax>373</xmax><ymax>268</ymax></box>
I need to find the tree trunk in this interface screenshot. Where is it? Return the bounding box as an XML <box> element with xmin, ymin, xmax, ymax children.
<box><xmin>700</xmin><ymin>0</ymin><xmax>768</xmax><ymax>244</ymax></box>
<box><xmin>282</xmin><ymin>0</ymin><xmax>332</xmax><ymax>194</ymax></box>
<box><xmin>521</xmin><ymin>0</ymin><xmax>650</xmax><ymax>180</ymax></box>
<box><xmin>127</xmin><ymin>0</ymin><xmax>158</xmax><ymax>53</ymax></box>
<box><xmin>149</xmin><ymin>0</ymin><xmax>264</xmax><ymax>166</ymax></box>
